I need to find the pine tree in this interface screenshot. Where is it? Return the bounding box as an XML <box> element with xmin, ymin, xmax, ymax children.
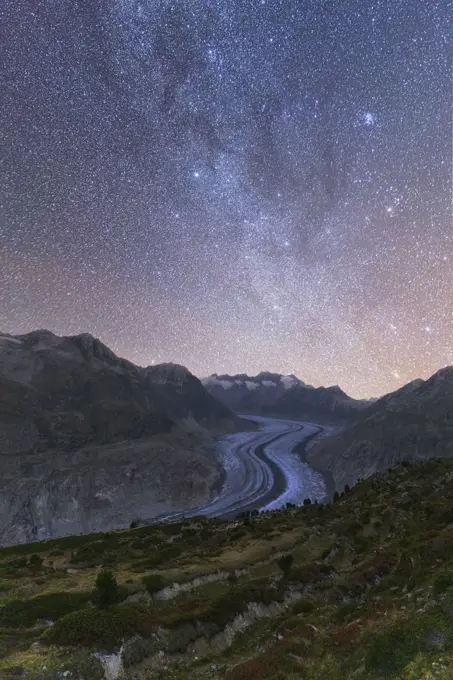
<box><xmin>93</xmin><ymin>570</ymin><xmax>119</xmax><ymax>609</ymax></box>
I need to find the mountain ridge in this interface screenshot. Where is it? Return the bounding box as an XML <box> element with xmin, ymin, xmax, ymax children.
<box><xmin>306</xmin><ymin>365</ymin><xmax>453</xmax><ymax>492</ymax></box>
<box><xmin>202</xmin><ymin>371</ymin><xmax>370</xmax><ymax>423</ymax></box>
<box><xmin>0</xmin><ymin>330</ymin><xmax>244</xmax><ymax>544</ymax></box>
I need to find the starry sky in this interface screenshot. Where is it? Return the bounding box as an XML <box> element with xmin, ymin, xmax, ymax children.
<box><xmin>0</xmin><ymin>0</ymin><xmax>452</xmax><ymax>399</ymax></box>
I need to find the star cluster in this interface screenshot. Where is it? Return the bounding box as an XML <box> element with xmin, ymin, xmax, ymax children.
<box><xmin>0</xmin><ymin>0</ymin><xmax>451</xmax><ymax>398</ymax></box>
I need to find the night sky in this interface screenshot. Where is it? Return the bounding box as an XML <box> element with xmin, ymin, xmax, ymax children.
<box><xmin>1</xmin><ymin>1</ymin><xmax>451</xmax><ymax>398</ymax></box>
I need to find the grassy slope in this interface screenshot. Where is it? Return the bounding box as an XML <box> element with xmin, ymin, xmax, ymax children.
<box><xmin>2</xmin><ymin>458</ymin><xmax>453</xmax><ymax>679</ymax></box>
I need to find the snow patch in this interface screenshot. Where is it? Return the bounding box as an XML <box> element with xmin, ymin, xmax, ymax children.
<box><xmin>261</xmin><ymin>380</ymin><xmax>277</xmax><ymax>388</ymax></box>
<box><xmin>280</xmin><ymin>375</ymin><xmax>298</xmax><ymax>389</ymax></box>
<box><xmin>201</xmin><ymin>377</ymin><xmax>235</xmax><ymax>390</ymax></box>
<box><xmin>0</xmin><ymin>335</ymin><xmax>22</xmax><ymax>344</ymax></box>
<box><xmin>217</xmin><ymin>379</ymin><xmax>235</xmax><ymax>390</ymax></box>
<box><xmin>245</xmin><ymin>380</ymin><xmax>259</xmax><ymax>390</ymax></box>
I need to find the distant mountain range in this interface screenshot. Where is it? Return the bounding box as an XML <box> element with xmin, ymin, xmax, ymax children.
<box><xmin>306</xmin><ymin>366</ymin><xmax>453</xmax><ymax>492</ymax></box>
<box><xmin>201</xmin><ymin>372</ymin><xmax>370</xmax><ymax>423</ymax></box>
<box><xmin>0</xmin><ymin>330</ymin><xmax>242</xmax><ymax>544</ymax></box>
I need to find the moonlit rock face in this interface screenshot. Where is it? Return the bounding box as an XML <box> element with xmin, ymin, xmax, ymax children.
<box><xmin>262</xmin><ymin>380</ymin><xmax>277</xmax><ymax>387</ymax></box>
<box><xmin>245</xmin><ymin>380</ymin><xmax>259</xmax><ymax>390</ymax></box>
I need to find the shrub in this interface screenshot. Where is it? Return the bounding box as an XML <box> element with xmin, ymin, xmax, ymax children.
<box><xmin>142</xmin><ymin>573</ymin><xmax>165</xmax><ymax>595</ymax></box>
<box><xmin>42</xmin><ymin>607</ymin><xmax>127</xmax><ymax>650</ymax></box>
<box><xmin>333</xmin><ymin>491</ymin><xmax>340</xmax><ymax>502</ymax></box>
<box><xmin>277</xmin><ymin>554</ymin><xmax>294</xmax><ymax>578</ymax></box>
<box><xmin>43</xmin><ymin>603</ymin><xmax>157</xmax><ymax>650</ymax></box>
<box><xmin>0</xmin><ymin>591</ymin><xmax>91</xmax><ymax>627</ymax></box>
<box><xmin>291</xmin><ymin>598</ymin><xmax>315</xmax><ymax>615</ymax></box>
<box><xmin>93</xmin><ymin>570</ymin><xmax>119</xmax><ymax>609</ymax></box>
<box><xmin>160</xmin><ymin>545</ymin><xmax>183</xmax><ymax>561</ymax></box>
<box><xmin>29</xmin><ymin>554</ymin><xmax>44</xmax><ymax>569</ymax></box>
<box><xmin>129</xmin><ymin>519</ymin><xmax>140</xmax><ymax>529</ymax></box>
<box><xmin>228</xmin><ymin>570</ymin><xmax>238</xmax><ymax>584</ymax></box>
<box><xmin>331</xmin><ymin>601</ymin><xmax>358</xmax><ymax>624</ymax></box>
<box><xmin>344</xmin><ymin>484</ymin><xmax>350</xmax><ymax>493</ymax></box>
<box><xmin>433</xmin><ymin>569</ymin><xmax>453</xmax><ymax>597</ymax></box>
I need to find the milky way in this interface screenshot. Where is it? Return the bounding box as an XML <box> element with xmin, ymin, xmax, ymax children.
<box><xmin>0</xmin><ymin>1</ymin><xmax>451</xmax><ymax>398</ymax></box>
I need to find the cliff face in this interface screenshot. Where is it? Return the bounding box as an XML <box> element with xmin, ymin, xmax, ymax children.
<box><xmin>306</xmin><ymin>367</ymin><xmax>453</xmax><ymax>491</ymax></box>
<box><xmin>0</xmin><ymin>331</ymin><xmax>239</xmax><ymax>545</ymax></box>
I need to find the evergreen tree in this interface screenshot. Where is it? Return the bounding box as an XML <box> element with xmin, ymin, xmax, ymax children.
<box><xmin>93</xmin><ymin>570</ymin><xmax>119</xmax><ymax>609</ymax></box>
<box><xmin>277</xmin><ymin>554</ymin><xmax>294</xmax><ymax>578</ymax></box>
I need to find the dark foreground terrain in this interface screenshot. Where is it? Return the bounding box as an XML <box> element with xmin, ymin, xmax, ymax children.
<box><xmin>2</xmin><ymin>456</ymin><xmax>453</xmax><ymax>679</ymax></box>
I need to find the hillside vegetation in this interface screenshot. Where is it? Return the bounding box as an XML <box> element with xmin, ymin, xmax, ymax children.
<box><xmin>2</xmin><ymin>457</ymin><xmax>453</xmax><ymax>679</ymax></box>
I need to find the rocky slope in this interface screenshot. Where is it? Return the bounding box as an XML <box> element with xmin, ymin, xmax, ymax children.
<box><xmin>202</xmin><ymin>372</ymin><xmax>369</xmax><ymax>423</ymax></box>
<box><xmin>0</xmin><ymin>330</ymin><xmax>241</xmax><ymax>544</ymax></box>
<box><xmin>306</xmin><ymin>366</ymin><xmax>453</xmax><ymax>492</ymax></box>
<box><xmin>2</xmin><ymin>455</ymin><xmax>453</xmax><ymax>680</ymax></box>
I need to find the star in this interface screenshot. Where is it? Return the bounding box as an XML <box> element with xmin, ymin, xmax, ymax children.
<box><xmin>363</xmin><ymin>112</ymin><xmax>376</xmax><ymax>126</ymax></box>
<box><xmin>0</xmin><ymin>0</ymin><xmax>450</xmax><ymax>401</ymax></box>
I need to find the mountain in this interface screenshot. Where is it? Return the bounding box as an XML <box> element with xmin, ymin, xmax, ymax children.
<box><xmin>2</xmin><ymin>455</ymin><xmax>453</xmax><ymax>679</ymax></box>
<box><xmin>306</xmin><ymin>366</ymin><xmax>453</xmax><ymax>492</ymax></box>
<box><xmin>0</xmin><ymin>330</ymin><xmax>242</xmax><ymax>544</ymax></box>
<box><xmin>201</xmin><ymin>372</ymin><xmax>369</xmax><ymax>423</ymax></box>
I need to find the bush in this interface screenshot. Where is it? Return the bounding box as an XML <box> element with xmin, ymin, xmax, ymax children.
<box><xmin>331</xmin><ymin>601</ymin><xmax>358</xmax><ymax>624</ymax></box>
<box><xmin>0</xmin><ymin>591</ymin><xmax>91</xmax><ymax>627</ymax></box>
<box><xmin>277</xmin><ymin>554</ymin><xmax>293</xmax><ymax>578</ymax></box>
<box><xmin>42</xmin><ymin>607</ymin><xmax>129</xmax><ymax>650</ymax></box>
<box><xmin>129</xmin><ymin>519</ymin><xmax>140</xmax><ymax>529</ymax></box>
<box><xmin>333</xmin><ymin>491</ymin><xmax>340</xmax><ymax>502</ymax></box>
<box><xmin>291</xmin><ymin>598</ymin><xmax>315</xmax><ymax>615</ymax></box>
<box><xmin>142</xmin><ymin>573</ymin><xmax>165</xmax><ymax>595</ymax></box>
<box><xmin>93</xmin><ymin>570</ymin><xmax>119</xmax><ymax>609</ymax></box>
<box><xmin>303</xmin><ymin>498</ymin><xmax>311</xmax><ymax>506</ymax></box>
<box><xmin>29</xmin><ymin>554</ymin><xmax>44</xmax><ymax>569</ymax></box>
<box><xmin>43</xmin><ymin>603</ymin><xmax>157</xmax><ymax>650</ymax></box>
<box><xmin>433</xmin><ymin>569</ymin><xmax>453</xmax><ymax>597</ymax></box>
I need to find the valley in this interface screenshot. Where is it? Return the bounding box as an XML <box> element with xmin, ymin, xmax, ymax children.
<box><xmin>153</xmin><ymin>416</ymin><xmax>331</xmax><ymax>523</ymax></box>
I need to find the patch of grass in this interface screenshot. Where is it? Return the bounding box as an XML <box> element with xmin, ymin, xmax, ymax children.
<box><xmin>365</xmin><ymin>610</ymin><xmax>453</xmax><ymax>676</ymax></box>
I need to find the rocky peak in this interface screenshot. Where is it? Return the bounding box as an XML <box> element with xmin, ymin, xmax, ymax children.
<box><xmin>145</xmin><ymin>363</ymin><xmax>192</xmax><ymax>386</ymax></box>
<box><xmin>69</xmin><ymin>333</ymin><xmax>122</xmax><ymax>366</ymax></box>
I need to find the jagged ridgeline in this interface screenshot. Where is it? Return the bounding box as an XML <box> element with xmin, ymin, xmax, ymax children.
<box><xmin>2</xmin><ymin>457</ymin><xmax>453</xmax><ymax>679</ymax></box>
<box><xmin>202</xmin><ymin>372</ymin><xmax>370</xmax><ymax>423</ymax></box>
